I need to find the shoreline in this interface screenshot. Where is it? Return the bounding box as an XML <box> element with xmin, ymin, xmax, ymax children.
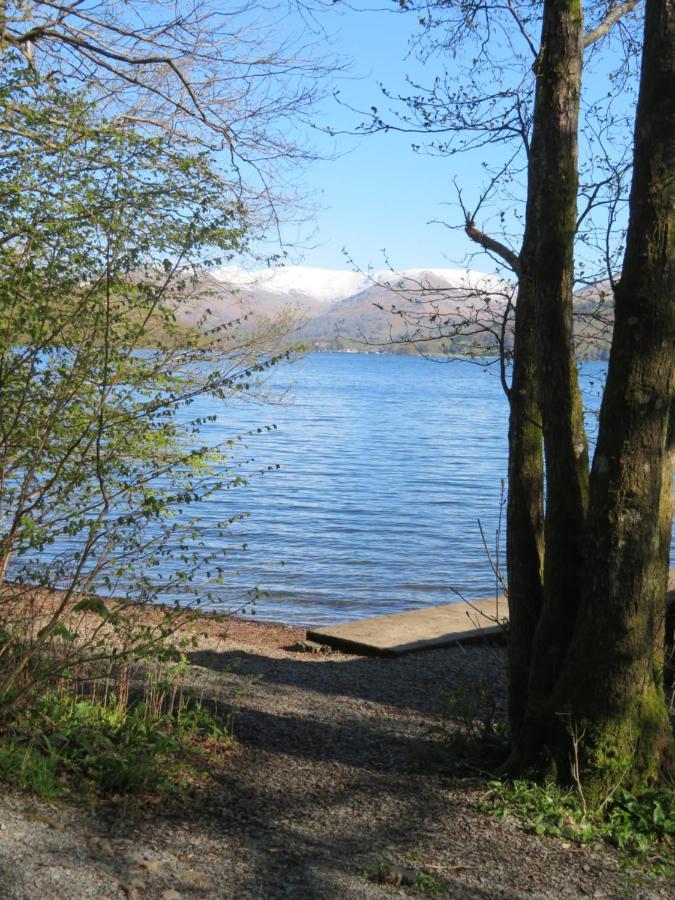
<box><xmin>0</xmin><ymin>580</ymin><xmax>307</xmax><ymax>656</ymax></box>
<box><xmin>1</xmin><ymin>613</ymin><xmax>666</xmax><ymax>899</ymax></box>
<box><xmin>5</xmin><ymin>573</ymin><xmax>674</xmax><ymax>657</ymax></box>
<box><xmin>1</xmin><ymin>583</ymin><xmax>673</xmax><ymax>898</ymax></box>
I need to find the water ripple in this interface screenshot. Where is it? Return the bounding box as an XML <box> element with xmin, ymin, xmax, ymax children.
<box><xmin>145</xmin><ymin>353</ymin><xmax>609</xmax><ymax>625</ymax></box>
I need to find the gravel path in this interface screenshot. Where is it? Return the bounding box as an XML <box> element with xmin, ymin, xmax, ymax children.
<box><xmin>0</xmin><ymin>616</ymin><xmax>672</xmax><ymax>899</ymax></box>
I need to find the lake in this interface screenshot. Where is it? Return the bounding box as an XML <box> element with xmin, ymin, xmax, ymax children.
<box><xmin>175</xmin><ymin>352</ymin><xmax>610</xmax><ymax>626</ymax></box>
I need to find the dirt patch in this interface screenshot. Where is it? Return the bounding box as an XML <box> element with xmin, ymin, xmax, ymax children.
<box><xmin>0</xmin><ymin>609</ymin><xmax>672</xmax><ymax>899</ymax></box>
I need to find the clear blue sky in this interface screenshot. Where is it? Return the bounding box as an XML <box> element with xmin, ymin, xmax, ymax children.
<box><xmin>268</xmin><ymin>4</ymin><xmax>496</xmax><ymax>272</ymax></box>
<box><xmin>249</xmin><ymin>3</ymin><xmax>637</xmax><ymax>276</ymax></box>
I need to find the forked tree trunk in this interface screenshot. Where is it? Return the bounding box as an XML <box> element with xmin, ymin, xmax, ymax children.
<box><xmin>546</xmin><ymin>0</ymin><xmax>674</xmax><ymax>798</ymax></box>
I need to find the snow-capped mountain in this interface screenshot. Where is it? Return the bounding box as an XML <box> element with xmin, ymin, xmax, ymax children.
<box><xmin>173</xmin><ymin>264</ymin><xmax>515</xmax><ymax>353</ymax></box>
<box><xmin>211</xmin><ymin>264</ymin><xmax>506</xmax><ymax>308</ymax></box>
<box><xmin>211</xmin><ymin>265</ymin><xmax>371</xmax><ymax>305</ymax></box>
<box><xmin>166</xmin><ymin>264</ymin><xmax>609</xmax><ymax>357</ymax></box>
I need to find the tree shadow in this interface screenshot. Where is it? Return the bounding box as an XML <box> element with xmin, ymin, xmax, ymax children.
<box><xmin>0</xmin><ymin>637</ymin><xmax>623</xmax><ymax>900</ymax></box>
<box><xmin>186</xmin><ymin>643</ymin><xmax>506</xmax><ymax>717</ymax></box>
<box><xmin>225</xmin><ymin>702</ymin><xmax>426</xmax><ymax>774</ymax></box>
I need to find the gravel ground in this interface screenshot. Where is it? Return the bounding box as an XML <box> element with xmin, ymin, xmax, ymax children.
<box><xmin>0</xmin><ymin>615</ymin><xmax>672</xmax><ymax>899</ymax></box>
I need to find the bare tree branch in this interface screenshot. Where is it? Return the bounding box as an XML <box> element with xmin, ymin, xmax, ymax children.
<box><xmin>464</xmin><ymin>221</ymin><xmax>521</xmax><ymax>275</ymax></box>
<box><xmin>584</xmin><ymin>0</ymin><xmax>641</xmax><ymax>46</ymax></box>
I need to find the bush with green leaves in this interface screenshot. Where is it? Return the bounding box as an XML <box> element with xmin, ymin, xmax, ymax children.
<box><xmin>0</xmin><ymin>59</ymin><xmax>286</xmax><ymax>715</ymax></box>
<box><xmin>423</xmin><ymin>666</ymin><xmax>509</xmax><ymax>775</ymax></box>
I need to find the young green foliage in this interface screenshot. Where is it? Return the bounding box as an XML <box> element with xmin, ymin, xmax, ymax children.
<box><xmin>0</xmin><ymin>58</ymin><xmax>286</xmax><ymax>714</ymax></box>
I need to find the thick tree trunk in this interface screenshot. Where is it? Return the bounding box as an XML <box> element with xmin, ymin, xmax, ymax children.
<box><xmin>527</xmin><ymin>0</ymin><xmax>589</xmax><ymax>702</ymax></box>
<box><xmin>547</xmin><ymin>0</ymin><xmax>674</xmax><ymax>798</ymax></box>
<box><xmin>506</xmin><ymin>0</ymin><xmax>588</xmax><ymax>758</ymax></box>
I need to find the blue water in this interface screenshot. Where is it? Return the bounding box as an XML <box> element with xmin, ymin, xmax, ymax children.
<box><xmin>154</xmin><ymin>352</ymin><xmax>611</xmax><ymax>625</ymax></box>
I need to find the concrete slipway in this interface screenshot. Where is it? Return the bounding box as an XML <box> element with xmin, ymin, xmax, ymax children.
<box><xmin>308</xmin><ymin>568</ymin><xmax>675</xmax><ymax>657</ymax></box>
<box><xmin>307</xmin><ymin>596</ymin><xmax>508</xmax><ymax>657</ymax></box>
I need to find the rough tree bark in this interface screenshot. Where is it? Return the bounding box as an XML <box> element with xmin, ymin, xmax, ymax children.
<box><xmin>528</xmin><ymin>0</ymin><xmax>590</xmax><ymax>695</ymax></box>
<box><xmin>371</xmin><ymin>1</ymin><xmax>668</xmax><ymax>786</ymax></box>
<box><xmin>547</xmin><ymin>0</ymin><xmax>674</xmax><ymax>797</ymax></box>
<box><xmin>505</xmin><ymin>285</ymin><xmax>545</xmax><ymax>742</ymax></box>
<box><xmin>506</xmin><ymin>0</ymin><xmax>590</xmax><ymax>748</ymax></box>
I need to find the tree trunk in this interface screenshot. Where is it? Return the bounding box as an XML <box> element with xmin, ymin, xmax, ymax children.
<box><xmin>528</xmin><ymin>0</ymin><xmax>589</xmax><ymax>703</ymax></box>
<box><xmin>506</xmin><ymin>0</ymin><xmax>588</xmax><ymax>757</ymax></box>
<box><xmin>506</xmin><ymin>282</ymin><xmax>545</xmax><ymax>742</ymax></box>
<box><xmin>546</xmin><ymin>0</ymin><xmax>674</xmax><ymax>798</ymax></box>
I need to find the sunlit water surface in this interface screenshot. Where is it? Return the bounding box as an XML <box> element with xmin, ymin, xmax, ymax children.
<box><xmin>152</xmin><ymin>352</ymin><xmax>617</xmax><ymax>625</ymax></box>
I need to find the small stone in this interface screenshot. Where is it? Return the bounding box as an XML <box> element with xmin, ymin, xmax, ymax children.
<box><xmin>162</xmin><ymin>892</ymin><xmax>182</xmax><ymax>900</ymax></box>
<box><xmin>399</xmin><ymin>868</ymin><xmax>418</xmax><ymax>887</ymax></box>
<box><xmin>287</xmin><ymin>639</ymin><xmax>328</xmax><ymax>653</ymax></box>
<box><xmin>180</xmin><ymin>870</ymin><xmax>213</xmax><ymax>890</ymax></box>
<box><xmin>89</xmin><ymin>838</ymin><xmax>115</xmax><ymax>857</ymax></box>
<box><xmin>376</xmin><ymin>865</ymin><xmax>418</xmax><ymax>887</ymax></box>
<box><xmin>139</xmin><ymin>859</ymin><xmax>162</xmax><ymax>874</ymax></box>
<box><xmin>28</xmin><ymin>814</ymin><xmax>62</xmax><ymax>830</ymax></box>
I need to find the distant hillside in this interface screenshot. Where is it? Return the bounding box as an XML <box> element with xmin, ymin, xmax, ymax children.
<box><xmin>174</xmin><ymin>265</ymin><xmax>613</xmax><ymax>359</ymax></box>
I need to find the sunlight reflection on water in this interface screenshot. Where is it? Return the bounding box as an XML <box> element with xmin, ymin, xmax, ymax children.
<box><xmin>155</xmin><ymin>353</ymin><xmax>614</xmax><ymax>625</ymax></box>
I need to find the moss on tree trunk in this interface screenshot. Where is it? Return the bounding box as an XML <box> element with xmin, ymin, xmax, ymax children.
<box><xmin>547</xmin><ymin>0</ymin><xmax>675</xmax><ymax>798</ymax></box>
<box><xmin>506</xmin><ymin>0</ymin><xmax>588</xmax><ymax>759</ymax></box>
<box><xmin>506</xmin><ymin>0</ymin><xmax>673</xmax><ymax>794</ymax></box>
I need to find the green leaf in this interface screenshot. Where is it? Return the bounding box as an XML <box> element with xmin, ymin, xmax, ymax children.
<box><xmin>50</xmin><ymin>624</ymin><xmax>77</xmax><ymax>643</ymax></box>
<box><xmin>72</xmin><ymin>596</ymin><xmax>112</xmax><ymax>619</ymax></box>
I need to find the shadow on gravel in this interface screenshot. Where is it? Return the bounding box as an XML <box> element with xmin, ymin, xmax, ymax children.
<box><xmin>228</xmin><ymin>704</ymin><xmax>424</xmax><ymax>773</ymax></box>
<box><xmin>203</xmin><ymin>748</ymin><xmax>498</xmax><ymax>900</ymax></box>
<box><xmin>131</xmin><ymin>646</ymin><xmax>513</xmax><ymax>896</ymax></box>
<box><xmin>186</xmin><ymin>645</ymin><xmax>505</xmax><ymax>716</ymax></box>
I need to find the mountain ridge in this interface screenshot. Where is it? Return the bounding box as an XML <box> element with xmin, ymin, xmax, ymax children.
<box><xmin>176</xmin><ymin>265</ymin><xmax>610</xmax><ymax>358</ymax></box>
